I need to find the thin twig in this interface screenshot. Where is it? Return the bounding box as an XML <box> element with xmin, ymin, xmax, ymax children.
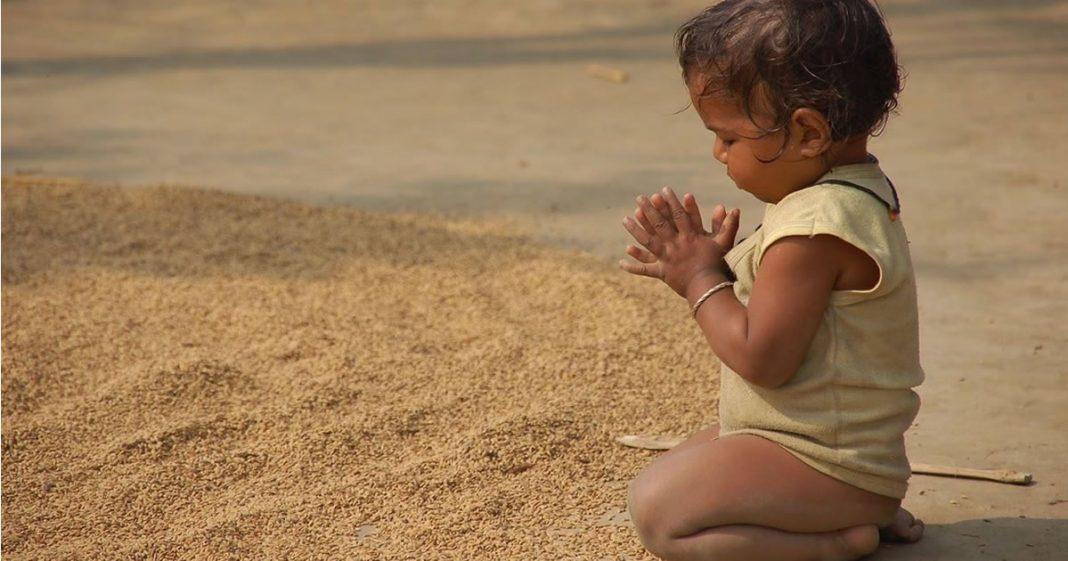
<box><xmin>615</xmin><ymin>434</ymin><xmax>1034</xmax><ymax>486</ymax></box>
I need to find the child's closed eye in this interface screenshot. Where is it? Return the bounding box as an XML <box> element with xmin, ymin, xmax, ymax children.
<box><xmin>715</xmin><ymin>134</ymin><xmax>737</xmax><ymax>148</ymax></box>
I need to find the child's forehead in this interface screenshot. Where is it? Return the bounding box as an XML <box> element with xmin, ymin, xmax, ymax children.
<box><xmin>687</xmin><ymin>74</ymin><xmax>777</xmax><ymax>128</ymax></box>
<box><xmin>688</xmin><ymin>86</ymin><xmax>744</xmax><ymax>123</ymax></box>
<box><xmin>686</xmin><ymin>73</ymin><xmax>748</xmax><ymax>113</ymax></box>
<box><xmin>685</xmin><ymin>71</ymin><xmax>725</xmax><ymax>98</ymax></box>
<box><xmin>695</xmin><ymin>104</ymin><xmax>751</xmax><ymax>135</ymax></box>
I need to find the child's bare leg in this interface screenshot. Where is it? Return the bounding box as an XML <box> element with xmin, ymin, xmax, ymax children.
<box><xmin>639</xmin><ymin>425</ymin><xmax>922</xmax><ymax>550</ymax></box>
<box><xmin>628</xmin><ymin>433</ymin><xmax>902</xmax><ymax>561</ymax></box>
<box><xmin>670</xmin><ymin>524</ymin><xmax>879</xmax><ymax>561</ymax></box>
<box><xmin>658</xmin><ymin>424</ymin><xmax>720</xmax><ymax>459</ymax></box>
<box><xmin>653</xmin><ymin>425</ymin><xmax>923</xmax><ymax>545</ymax></box>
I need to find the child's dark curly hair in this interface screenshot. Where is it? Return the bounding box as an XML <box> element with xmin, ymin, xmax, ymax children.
<box><xmin>676</xmin><ymin>0</ymin><xmax>902</xmax><ymax>142</ymax></box>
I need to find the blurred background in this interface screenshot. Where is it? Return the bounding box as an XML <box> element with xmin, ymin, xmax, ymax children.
<box><xmin>6</xmin><ymin>0</ymin><xmax>1065</xmax><ymax>257</ymax></box>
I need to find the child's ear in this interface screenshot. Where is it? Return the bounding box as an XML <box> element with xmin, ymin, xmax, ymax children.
<box><xmin>790</xmin><ymin>108</ymin><xmax>832</xmax><ymax>158</ymax></box>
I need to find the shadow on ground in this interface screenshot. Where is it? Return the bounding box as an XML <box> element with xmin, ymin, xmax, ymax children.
<box><xmin>872</xmin><ymin>517</ymin><xmax>1067</xmax><ymax>560</ymax></box>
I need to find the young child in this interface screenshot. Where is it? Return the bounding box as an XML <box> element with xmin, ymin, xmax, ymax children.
<box><xmin>620</xmin><ymin>1</ymin><xmax>925</xmax><ymax>560</ymax></box>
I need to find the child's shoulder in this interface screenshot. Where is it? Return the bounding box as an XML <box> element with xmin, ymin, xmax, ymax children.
<box><xmin>768</xmin><ymin>163</ymin><xmax>899</xmax><ymax>228</ymax></box>
<box><xmin>759</xmin><ymin>163</ymin><xmax>908</xmax><ymax>265</ymax></box>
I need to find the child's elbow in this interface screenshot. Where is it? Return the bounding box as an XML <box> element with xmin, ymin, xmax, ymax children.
<box><xmin>745</xmin><ymin>371</ymin><xmax>792</xmax><ymax>389</ymax></box>
<box><xmin>735</xmin><ymin>358</ymin><xmax>796</xmax><ymax>389</ymax></box>
<box><xmin>722</xmin><ymin>342</ymin><xmax>800</xmax><ymax>388</ymax></box>
<box><xmin>754</xmin><ymin>370</ymin><xmax>794</xmax><ymax>389</ymax></box>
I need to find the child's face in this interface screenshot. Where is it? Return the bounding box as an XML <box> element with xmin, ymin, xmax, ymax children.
<box><xmin>687</xmin><ymin>77</ymin><xmax>817</xmax><ymax>203</ymax></box>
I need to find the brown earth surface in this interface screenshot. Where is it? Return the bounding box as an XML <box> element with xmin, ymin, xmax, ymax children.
<box><xmin>3</xmin><ymin>1</ymin><xmax>1068</xmax><ymax>560</ymax></box>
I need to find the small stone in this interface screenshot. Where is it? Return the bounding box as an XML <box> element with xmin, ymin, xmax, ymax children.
<box><xmin>355</xmin><ymin>524</ymin><xmax>377</xmax><ymax>539</ymax></box>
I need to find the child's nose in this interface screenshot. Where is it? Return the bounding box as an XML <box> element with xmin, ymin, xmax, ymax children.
<box><xmin>713</xmin><ymin>138</ymin><xmax>729</xmax><ymax>165</ymax></box>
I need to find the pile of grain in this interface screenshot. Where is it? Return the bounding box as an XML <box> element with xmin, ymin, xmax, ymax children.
<box><xmin>1</xmin><ymin>177</ymin><xmax>720</xmax><ymax>560</ymax></box>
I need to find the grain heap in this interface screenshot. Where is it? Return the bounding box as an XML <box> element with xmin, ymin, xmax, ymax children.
<box><xmin>2</xmin><ymin>177</ymin><xmax>720</xmax><ymax>560</ymax></box>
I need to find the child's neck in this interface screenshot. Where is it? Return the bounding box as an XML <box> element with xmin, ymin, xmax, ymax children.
<box><xmin>775</xmin><ymin>137</ymin><xmax>873</xmax><ymax>204</ymax></box>
<box><xmin>825</xmin><ymin>137</ymin><xmax>871</xmax><ymax>169</ymax></box>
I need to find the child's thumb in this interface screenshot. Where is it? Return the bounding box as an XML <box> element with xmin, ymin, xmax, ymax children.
<box><xmin>716</xmin><ymin>208</ymin><xmax>741</xmax><ymax>246</ymax></box>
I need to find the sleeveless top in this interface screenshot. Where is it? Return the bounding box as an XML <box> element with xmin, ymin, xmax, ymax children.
<box><xmin>718</xmin><ymin>160</ymin><xmax>924</xmax><ymax>499</ymax></box>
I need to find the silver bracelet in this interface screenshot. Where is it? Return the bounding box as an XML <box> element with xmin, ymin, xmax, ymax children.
<box><xmin>691</xmin><ymin>281</ymin><xmax>734</xmax><ymax>318</ymax></box>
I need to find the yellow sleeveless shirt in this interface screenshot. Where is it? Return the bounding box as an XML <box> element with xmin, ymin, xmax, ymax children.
<box><xmin>719</xmin><ymin>161</ymin><xmax>924</xmax><ymax>499</ymax></box>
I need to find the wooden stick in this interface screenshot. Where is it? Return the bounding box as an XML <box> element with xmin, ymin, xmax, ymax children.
<box><xmin>616</xmin><ymin>434</ymin><xmax>684</xmax><ymax>450</ymax></box>
<box><xmin>616</xmin><ymin>434</ymin><xmax>1033</xmax><ymax>485</ymax></box>
<box><xmin>585</xmin><ymin>64</ymin><xmax>629</xmax><ymax>84</ymax></box>
<box><xmin>911</xmin><ymin>462</ymin><xmax>1032</xmax><ymax>485</ymax></box>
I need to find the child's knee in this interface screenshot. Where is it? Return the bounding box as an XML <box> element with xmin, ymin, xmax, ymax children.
<box><xmin>627</xmin><ymin>472</ymin><xmax>674</xmax><ymax>558</ymax></box>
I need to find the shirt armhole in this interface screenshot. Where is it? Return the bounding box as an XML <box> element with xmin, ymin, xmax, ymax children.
<box><xmin>758</xmin><ymin>222</ymin><xmax>887</xmax><ymax>306</ymax></box>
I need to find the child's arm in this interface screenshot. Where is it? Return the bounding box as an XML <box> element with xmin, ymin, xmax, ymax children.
<box><xmin>688</xmin><ymin>235</ymin><xmax>844</xmax><ymax>388</ymax></box>
<box><xmin>621</xmin><ymin>187</ymin><xmax>876</xmax><ymax>388</ymax></box>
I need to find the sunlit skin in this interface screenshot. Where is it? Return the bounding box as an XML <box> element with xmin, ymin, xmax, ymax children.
<box><xmin>619</xmin><ymin>74</ymin><xmax>924</xmax><ymax>561</ymax></box>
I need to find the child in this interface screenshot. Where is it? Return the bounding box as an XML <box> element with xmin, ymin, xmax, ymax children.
<box><xmin>620</xmin><ymin>1</ymin><xmax>925</xmax><ymax>560</ymax></box>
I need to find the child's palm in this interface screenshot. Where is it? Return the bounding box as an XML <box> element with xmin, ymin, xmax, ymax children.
<box><xmin>621</xmin><ymin>187</ymin><xmax>739</xmax><ymax>296</ymax></box>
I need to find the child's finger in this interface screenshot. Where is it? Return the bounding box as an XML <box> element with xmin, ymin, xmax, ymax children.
<box><xmin>714</xmin><ymin>208</ymin><xmax>741</xmax><ymax>248</ymax></box>
<box><xmin>618</xmin><ymin>259</ymin><xmax>663</xmax><ymax>279</ymax></box>
<box><xmin>650</xmin><ymin>192</ymin><xmax>670</xmax><ymax>214</ymax></box>
<box><xmin>623</xmin><ymin>216</ymin><xmax>659</xmax><ymax>253</ymax></box>
<box><xmin>711</xmin><ymin>204</ymin><xmax>726</xmax><ymax>235</ymax></box>
<box><xmin>625</xmin><ymin>244</ymin><xmax>657</xmax><ymax>263</ymax></box>
<box><xmin>637</xmin><ymin>195</ymin><xmax>675</xmax><ymax>236</ymax></box>
<box><xmin>634</xmin><ymin>207</ymin><xmax>657</xmax><ymax>235</ymax></box>
<box><xmin>660</xmin><ymin>187</ymin><xmax>693</xmax><ymax>235</ymax></box>
<box><xmin>683</xmin><ymin>193</ymin><xmax>705</xmax><ymax>233</ymax></box>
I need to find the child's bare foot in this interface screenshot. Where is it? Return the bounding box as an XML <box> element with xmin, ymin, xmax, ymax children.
<box><xmin>879</xmin><ymin>507</ymin><xmax>925</xmax><ymax>543</ymax></box>
<box><xmin>830</xmin><ymin>525</ymin><xmax>880</xmax><ymax>560</ymax></box>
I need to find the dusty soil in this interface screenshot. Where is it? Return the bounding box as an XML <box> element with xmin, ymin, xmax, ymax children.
<box><xmin>4</xmin><ymin>1</ymin><xmax>1068</xmax><ymax>559</ymax></box>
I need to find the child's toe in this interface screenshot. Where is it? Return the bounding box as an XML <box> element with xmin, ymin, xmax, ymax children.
<box><xmin>879</xmin><ymin>508</ymin><xmax>924</xmax><ymax>543</ymax></box>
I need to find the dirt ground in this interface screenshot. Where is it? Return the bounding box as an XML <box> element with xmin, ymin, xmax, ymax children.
<box><xmin>3</xmin><ymin>1</ymin><xmax>1068</xmax><ymax>559</ymax></box>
